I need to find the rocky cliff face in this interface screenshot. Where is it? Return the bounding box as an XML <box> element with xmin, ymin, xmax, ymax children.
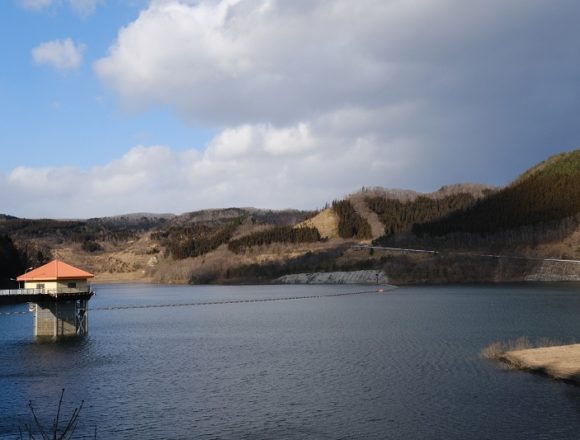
<box><xmin>525</xmin><ymin>261</ymin><xmax>580</xmax><ymax>282</ymax></box>
<box><xmin>274</xmin><ymin>270</ymin><xmax>389</xmax><ymax>285</ymax></box>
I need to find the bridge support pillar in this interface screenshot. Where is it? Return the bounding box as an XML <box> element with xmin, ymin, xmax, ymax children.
<box><xmin>33</xmin><ymin>299</ymin><xmax>89</xmax><ymax>338</ymax></box>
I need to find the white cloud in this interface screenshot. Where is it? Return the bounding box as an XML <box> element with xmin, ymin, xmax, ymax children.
<box><xmin>94</xmin><ymin>0</ymin><xmax>552</xmax><ymax>127</ymax></box>
<box><xmin>18</xmin><ymin>0</ymin><xmax>102</xmax><ymax>17</ymax></box>
<box><xmin>68</xmin><ymin>0</ymin><xmax>102</xmax><ymax>18</ymax></box>
<box><xmin>95</xmin><ymin>0</ymin><xmax>394</xmax><ymax>124</ymax></box>
<box><xmin>0</xmin><ymin>111</ymin><xmax>416</xmax><ymax>218</ymax></box>
<box><xmin>32</xmin><ymin>38</ymin><xmax>86</xmax><ymax>71</ymax></box>
<box><xmin>18</xmin><ymin>0</ymin><xmax>53</xmax><ymax>11</ymax></box>
<box><xmin>9</xmin><ymin>0</ymin><xmax>578</xmax><ymax>218</ymax></box>
<box><xmin>93</xmin><ymin>1</ymin><xmax>580</xmax><ymax>174</ymax></box>
<box><xmin>208</xmin><ymin>123</ymin><xmax>315</xmax><ymax>159</ymax></box>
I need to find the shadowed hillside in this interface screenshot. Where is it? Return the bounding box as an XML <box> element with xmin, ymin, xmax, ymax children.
<box><xmin>0</xmin><ymin>235</ymin><xmax>23</xmax><ymax>288</ymax></box>
<box><xmin>413</xmin><ymin>150</ymin><xmax>580</xmax><ymax>237</ymax></box>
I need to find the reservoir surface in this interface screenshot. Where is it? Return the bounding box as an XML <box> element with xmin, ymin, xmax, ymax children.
<box><xmin>1</xmin><ymin>283</ymin><xmax>580</xmax><ymax>439</ymax></box>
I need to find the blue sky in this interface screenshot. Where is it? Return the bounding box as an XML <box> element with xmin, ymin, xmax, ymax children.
<box><xmin>1</xmin><ymin>0</ymin><xmax>580</xmax><ymax>218</ymax></box>
<box><xmin>0</xmin><ymin>0</ymin><xmax>214</xmax><ymax>171</ymax></box>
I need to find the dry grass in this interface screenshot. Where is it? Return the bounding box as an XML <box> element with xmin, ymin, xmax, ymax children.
<box><xmin>296</xmin><ymin>208</ymin><xmax>340</xmax><ymax>239</ymax></box>
<box><xmin>480</xmin><ymin>337</ymin><xmax>569</xmax><ymax>360</ymax></box>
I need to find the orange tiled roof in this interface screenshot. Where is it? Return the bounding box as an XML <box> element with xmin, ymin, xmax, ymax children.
<box><xmin>16</xmin><ymin>260</ymin><xmax>94</xmax><ymax>281</ymax></box>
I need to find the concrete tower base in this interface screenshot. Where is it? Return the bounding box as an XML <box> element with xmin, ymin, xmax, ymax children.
<box><xmin>34</xmin><ymin>299</ymin><xmax>89</xmax><ymax>338</ymax></box>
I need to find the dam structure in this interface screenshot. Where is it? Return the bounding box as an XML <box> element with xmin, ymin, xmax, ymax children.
<box><xmin>0</xmin><ymin>260</ymin><xmax>94</xmax><ymax>338</ymax></box>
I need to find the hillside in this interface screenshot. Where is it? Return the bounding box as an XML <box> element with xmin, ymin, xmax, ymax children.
<box><xmin>297</xmin><ymin>208</ymin><xmax>340</xmax><ymax>239</ymax></box>
<box><xmin>0</xmin><ymin>235</ymin><xmax>24</xmax><ymax>288</ymax></box>
<box><xmin>413</xmin><ymin>150</ymin><xmax>580</xmax><ymax>237</ymax></box>
<box><xmin>0</xmin><ymin>149</ymin><xmax>579</xmax><ymax>286</ymax></box>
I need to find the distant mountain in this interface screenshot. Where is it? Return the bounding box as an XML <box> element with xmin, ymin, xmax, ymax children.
<box><xmin>168</xmin><ymin>208</ymin><xmax>313</xmax><ymax>228</ymax></box>
<box><xmin>89</xmin><ymin>213</ymin><xmax>176</xmax><ymax>226</ymax></box>
<box><xmin>349</xmin><ymin>183</ymin><xmax>496</xmax><ymax>202</ymax></box>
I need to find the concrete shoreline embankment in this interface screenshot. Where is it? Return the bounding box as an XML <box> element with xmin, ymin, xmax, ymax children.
<box><xmin>501</xmin><ymin>344</ymin><xmax>580</xmax><ymax>385</ymax></box>
<box><xmin>273</xmin><ymin>270</ymin><xmax>390</xmax><ymax>285</ymax></box>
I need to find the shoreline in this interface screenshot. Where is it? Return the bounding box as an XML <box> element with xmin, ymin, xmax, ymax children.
<box><xmin>91</xmin><ymin>270</ymin><xmax>580</xmax><ymax>287</ymax></box>
<box><xmin>500</xmin><ymin>344</ymin><xmax>580</xmax><ymax>386</ymax></box>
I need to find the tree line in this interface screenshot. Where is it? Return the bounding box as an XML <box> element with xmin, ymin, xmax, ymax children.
<box><xmin>228</xmin><ymin>226</ymin><xmax>321</xmax><ymax>253</ymax></box>
<box><xmin>151</xmin><ymin>219</ymin><xmax>242</xmax><ymax>259</ymax></box>
<box><xmin>332</xmin><ymin>200</ymin><xmax>372</xmax><ymax>239</ymax></box>
<box><xmin>413</xmin><ymin>171</ymin><xmax>580</xmax><ymax>237</ymax></box>
<box><xmin>366</xmin><ymin>193</ymin><xmax>479</xmax><ymax>237</ymax></box>
<box><xmin>0</xmin><ymin>218</ymin><xmax>142</xmax><ymax>244</ymax></box>
<box><xmin>374</xmin><ymin>214</ymin><xmax>579</xmax><ymax>256</ymax></box>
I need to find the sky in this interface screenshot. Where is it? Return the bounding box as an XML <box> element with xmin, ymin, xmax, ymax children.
<box><xmin>1</xmin><ymin>0</ymin><xmax>580</xmax><ymax>218</ymax></box>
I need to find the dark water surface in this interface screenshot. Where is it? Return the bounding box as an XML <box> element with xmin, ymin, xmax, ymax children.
<box><xmin>2</xmin><ymin>283</ymin><xmax>580</xmax><ymax>439</ymax></box>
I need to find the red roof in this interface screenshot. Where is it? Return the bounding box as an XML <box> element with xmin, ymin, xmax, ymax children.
<box><xmin>17</xmin><ymin>260</ymin><xmax>94</xmax><ymax>281</ymax></box>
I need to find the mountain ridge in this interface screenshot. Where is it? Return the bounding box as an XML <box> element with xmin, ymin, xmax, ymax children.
<box><xmin>1</xmin><ymin>149</ymin><xmax>579</xmax><ymax>286</ymax></box>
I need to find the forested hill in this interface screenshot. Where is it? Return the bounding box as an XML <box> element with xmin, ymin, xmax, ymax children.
<box><xmin>0</xmin><ymin>150</ymin><xmax>579</xmax><ymax>286</ymax></box>
<box><xmin>0</xmin><ymin>208</ymin><xmax>318</xmax><ymax>286</ymax></box>
<box><xmin>412</xmin><ymin>150</ymin><xmax>580</xmax><ymax>236</ymax></box>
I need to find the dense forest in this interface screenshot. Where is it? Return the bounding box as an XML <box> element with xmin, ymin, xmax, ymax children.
<box><xmin>366</xmin><ymin>193</ymin><xmax>481</xmax><ymax>237</ymax></box>
<box><xmin>0</xmin><ymin>235</ymin><xmax>23</xmax><ymax>288</ymax></box>
<box><xmin>0</xmin><ymin>216</ymin><xmax>166</xmax><ymax>270</ymax></box>
<box><xmin>228</xmin><ymin>226</ymin><xmax>321</xmax><ymax>253</ymax></box>
<box><xmin>152</xmin><ymin>218</ymin><xmax>243</xmax><ymax>259</ymax></box>
<box><xmin>374</xmin><ymin>214</ymin><xmax>580</xmax><ymax>256</ymax></box>
<box><xmin>332</xmin><ymin>200</ymin><xmax>372</xmax><ymax>239</ymax></box>
<box><xmin>0</xmin><ymin>217</ymin><xmax>160</xmax><ymax>244</ymax></box>
<box><xmin>413</xmin><ymin>151</ymin><xmax>580</xmax><ymax>237</ymax></box>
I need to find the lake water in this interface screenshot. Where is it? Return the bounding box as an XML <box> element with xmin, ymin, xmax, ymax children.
<box><xmin>1</xmin><ymin>283</ymin><xmax>580</xmax><ymax>439</ymax></box>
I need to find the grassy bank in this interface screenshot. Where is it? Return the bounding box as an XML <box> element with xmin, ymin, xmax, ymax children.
<box><xmin>482</xmin><ymin>339</ymin><xmax>580</xmax><ymax>385</ymax></box>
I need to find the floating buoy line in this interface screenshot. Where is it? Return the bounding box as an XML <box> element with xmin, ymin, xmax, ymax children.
<box><xmin>0</xmin><ymin>287</ymin><xmax>393</xmax><ymax>317</ymax></box>
<box><xmin>0</xmin><ymin>310</ymin><xmax>29</xmax><ymax>317</ymax></box>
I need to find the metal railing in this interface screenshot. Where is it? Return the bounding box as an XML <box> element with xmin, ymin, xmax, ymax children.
<box><xmin>0</xmin><ymin>288</ymin><xmax>92</xmax><ymax>297</ymax></box>
<box><xmin>0</xmin><ymin>288</ymin><xmax>43</xmax><ymax>296</ymax></box>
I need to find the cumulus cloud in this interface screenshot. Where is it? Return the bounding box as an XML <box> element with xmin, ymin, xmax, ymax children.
<box><xmin>95</xmin><ymin>0</ymin><xmax>400</xmax><ymax>125</ymax></box>
<box><xmin>94</xmin><ymin>0</ymin><xmax>559</xmax><ymax>126</ymax></box>
<box><xmin>11</xmin><ymin>0</ymin><xmax>580</xmax><ymax>217</ymax></box>
<box><xmin>32</xmin><ymin>38</ymin><xmax>86</xmax><ymax>71</ymax></box>
<box><xmin>95</xmin><ymin>0</ymin><xmax>580</xmax><ymax>180</ymax></box>
<box><xmin>0</xmin><ymin>112</ymin><xmax>414</xmax><ymax>218</ymax></box>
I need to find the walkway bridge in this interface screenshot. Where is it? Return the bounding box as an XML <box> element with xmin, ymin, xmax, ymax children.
<box><xmin>0</xmin><ymin>288</ymin><xmax>94</xmax><ymax>305</ymax></box>
<box><xmin>0</xmin><ymin>287</ymin><xmax>94</xmax><ymax>338</ymax></box>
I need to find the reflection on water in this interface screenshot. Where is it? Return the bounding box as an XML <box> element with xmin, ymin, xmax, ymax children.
<box><xmin>1</xmin><ymin>283</ymin><xmax>580</xmax><ymax>439</ymax></box>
